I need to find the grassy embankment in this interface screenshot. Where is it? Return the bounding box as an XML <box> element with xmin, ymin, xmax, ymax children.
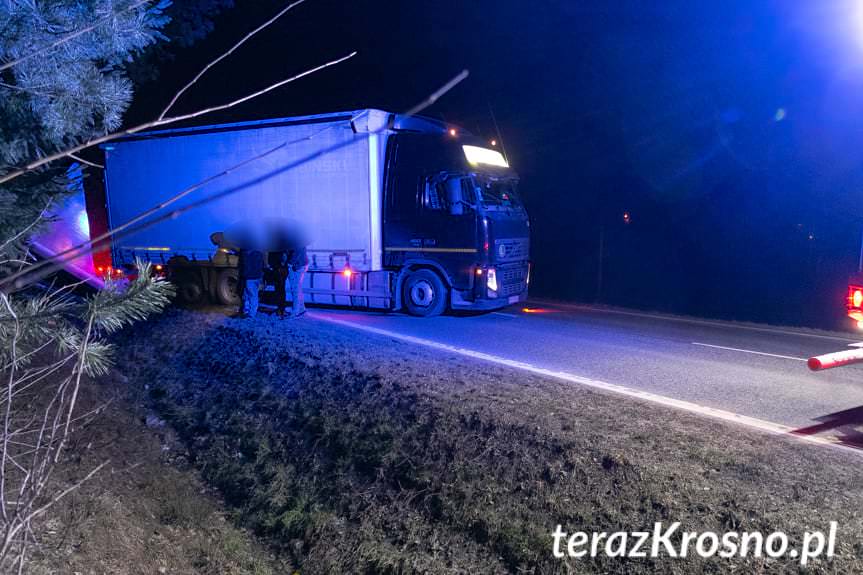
<box><xmin>27</xmin><ymin>355</ymin><xmax>284</xmax><ymax>574</ymax></box>
<box><xmin>117</xmin><ymin>308</ymin><xmax>863</xmax><ymax>574</ymax></box>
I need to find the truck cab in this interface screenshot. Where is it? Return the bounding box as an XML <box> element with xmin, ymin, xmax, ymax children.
<box><xmin>383</xmin><ymin>130</ymin><xmax>530</xmax><ymax>315</ymax></box>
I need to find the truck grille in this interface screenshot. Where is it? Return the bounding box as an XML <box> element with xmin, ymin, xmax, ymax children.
<box><xmin>495</xmin><ymin>238</ymin><xmax>529</xmax><ymax>262</ymax></box>
<box><xmin>498</xmin><ymin>263</ymin><xmax>528</xmax><ymax>297</ymax></box>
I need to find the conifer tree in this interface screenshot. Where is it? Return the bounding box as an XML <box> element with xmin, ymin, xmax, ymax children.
<box><xmin>0</xmin><ymin>2</ymin><xmax>177</xmax><ymax>568</ymax></box>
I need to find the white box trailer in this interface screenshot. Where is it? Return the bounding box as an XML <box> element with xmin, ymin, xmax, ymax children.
<box><xmin>105</xmin><ymin>110</ymin><xmax>390</xmax><ymax>307</ymax></box>
<box><xmin>106</xmin><ymin>110</ymin><xmax>386</xmax><ymax>269</ymax></box>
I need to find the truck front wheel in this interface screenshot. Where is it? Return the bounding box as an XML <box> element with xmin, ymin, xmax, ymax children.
<box><xmin>402</xmin><ymin>269</ymin><xmax>447</xmax><ymax>317</ymax></box>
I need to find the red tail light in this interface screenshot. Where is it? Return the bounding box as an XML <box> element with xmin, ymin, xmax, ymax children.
<box><xmin>848</xmin><ymin>285</ymin><xmax>863</xmax><ymax>310</ymax></box>
<box><xmin>846</xmin><ymin>286</ymin><xmax>863</xmax><ymax>325</ymax></box>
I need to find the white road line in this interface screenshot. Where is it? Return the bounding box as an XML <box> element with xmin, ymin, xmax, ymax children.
<box><xmin>691</xmin><ymin>342</ymin><xmax>807</xmax><ymax>362</ymax></box>
<box><xmin>491</xmin><ymin>312</ymin><xmax>519</xmax><ymax>318</ymax></box>
<box><xmin>530</xmin><ymin>299</ymin><xmax>860</xmax><ymax>343</ymax></box>
<box><xmin>312</xmin><ymin>313</ymin><xmax>861</xmax><ymax>457</ymax></box>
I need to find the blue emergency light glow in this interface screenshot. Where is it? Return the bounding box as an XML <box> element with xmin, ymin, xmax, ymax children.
<box><xmin>76</xmin><ymin>209</ymin><xmax>90</xmax><ymax>236</ymax></box>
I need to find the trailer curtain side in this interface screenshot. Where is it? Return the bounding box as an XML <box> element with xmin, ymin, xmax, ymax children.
<box><xmin>105</xmin><ymin>111</ymin><xmax>388</xmax><ymax>272</ymax></box>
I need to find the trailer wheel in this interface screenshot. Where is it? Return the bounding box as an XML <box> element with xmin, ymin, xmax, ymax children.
<box><xmin>215</xmin><ymin>268</ymin><xmax>241</xmax><ymax>306</ymax></box>
<box><xmin>175</xmin><ymin>272</ymin><xmax>205</xmax><ymax>306</ymax></box>
<box><xmin>402</xmin><ymin>269</ymin><xmax>447</xmax><ymax>317</ymax></box>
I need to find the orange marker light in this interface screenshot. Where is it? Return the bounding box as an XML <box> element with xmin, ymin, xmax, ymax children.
<box><xmin>449</xmin><ymin>128</ymin><xmax>457</xmax><ymax>137</ymax></box>
<box><xmin>854</xmin><ymin>289</ymin><xmax>863</xmax><ymax>308</ymax></box>
<box><xmin>342</xmin><ymin>268</ymin><xmax>352</xmax><ymax>278</ymax></box>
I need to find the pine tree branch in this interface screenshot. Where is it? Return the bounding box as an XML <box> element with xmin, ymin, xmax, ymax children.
<box><xmin>0</xmin><ymin>0</ymin><xmax>153</xmax><ymax>73</ymax></box>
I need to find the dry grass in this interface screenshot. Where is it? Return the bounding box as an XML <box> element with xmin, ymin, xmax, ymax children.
<box><xmin>114</xmin><ymin>307</ymin><xmax>863</xmax><ymax>574</ymax></box>
<box><xmin>26</xmin><ymin>362</ymin><xmax>285</xmax><ymax>575</ymax></box>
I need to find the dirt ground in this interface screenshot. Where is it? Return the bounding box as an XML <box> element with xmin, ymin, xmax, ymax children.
<box><xmin>26</xmin><ymin>358</ymin><xmax>287</xmax><ymax>574</ymax></box>
<box><xmin>105</xmin><ymin>306</ymin><xmax>863</xmax><ymax>574</ymax></box>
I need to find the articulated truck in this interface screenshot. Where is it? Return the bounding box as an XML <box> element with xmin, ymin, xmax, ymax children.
<box><xmin>86</xmin><ymin>109</ymin><xmax>529</xmax><ymax>316</ymax></box>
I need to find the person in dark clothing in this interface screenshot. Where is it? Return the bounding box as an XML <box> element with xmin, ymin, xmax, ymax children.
<box><xmin>268</xmin><ymin>251</ymin><xmax>290</xmax><ymax>318</ymax></box>
<box><xmin>237</xmin><ymin>248</ymin><xmax>264</xmax><ymax>318</ymax></box>
<box><xmin>286</xmin><ymin>244</ymin><xmax>308</xmax><ymax>317</ymax></box>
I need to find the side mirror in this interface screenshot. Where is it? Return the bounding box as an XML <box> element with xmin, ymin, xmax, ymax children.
<box><xmin>446</xmin><ymin>179</ymin><xmax>468</xmax><ymax>216</ymax></box>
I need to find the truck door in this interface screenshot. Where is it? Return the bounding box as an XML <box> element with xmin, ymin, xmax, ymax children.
<box><xmin>415</xmin><ymin>174</ymin><xmax>478</xmax><ymax>289</ymax></box>
<box><xmin>383</xmin><ymin>170</ymin><xmax>477</xmax><ymax>290</ymax></box>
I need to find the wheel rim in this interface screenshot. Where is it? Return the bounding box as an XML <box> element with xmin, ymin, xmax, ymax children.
<box><xmin>409</xmin><ymin>280</ymin><xmax>435</xmax><ymax>307</ymax></box>
<box><xmin>226</xmin><ymin>277</ymin><xmax>238</xmax><ymax>299</ymax></box>
<box><xmin>182</xmin><ymin>282</ymin><xmax>202</xmax><ymax>302</ymax></box>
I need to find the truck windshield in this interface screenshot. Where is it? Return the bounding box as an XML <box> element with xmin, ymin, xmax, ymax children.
<box><xmin>475</xmin><ymin>177</ymin><xmax>522</xmax><ymax>211</ymax></box>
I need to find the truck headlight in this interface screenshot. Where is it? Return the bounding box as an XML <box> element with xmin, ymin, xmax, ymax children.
<box><xmin>487</xmin><ymin>267</ymin><xmax>498</xmax><ymax>294</ymax></box>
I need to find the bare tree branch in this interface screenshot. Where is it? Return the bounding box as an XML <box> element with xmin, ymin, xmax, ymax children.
<box><xmin>0</xmin><ymin>199</ymin><xmax>53</xmax><ymax>253</ymax></box>
<box><xmin>159</xmin><ymin>0</ymin><xmax>310</xmax><ymax>120</ymax></box>
<box><xmin>156</xmin><ymin>51</ymin><xmax>357</xmax><ymax>125</ymax></box>
<box><xmin>1</xmin><ymin>460</ymin><xmax>109</xmax><ymax>559</ymax></box>
<box><xmin>404</xmin><ymin>69</ymin><xmax>470</xmax><ymax>116</ymax></box>
<box><xmin>68</xmin><ymin>155</ymin><xmax>103</xmax><ymax>170</ymax></box>
<box><xmin>0</xmin><ymin>295</ymin><xmax>21</xmax><ymax>523</ymax></box>
<box><xmin>58</xmin><ymin>315</ymin><xmax>93</xmax><ymax>459</ymax></box>
<box><xmin>0</xmin><ymin>51</ymin><xmax>357</xmax><ymax>187</ymax></box>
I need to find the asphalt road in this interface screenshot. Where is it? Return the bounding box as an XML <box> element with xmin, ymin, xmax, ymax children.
<box><xmin>310</xmin><ymin>300</ymin><xmax>863</xmax><ymax>450</ymax></box>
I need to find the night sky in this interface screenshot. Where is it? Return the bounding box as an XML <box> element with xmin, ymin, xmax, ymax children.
<box><xmin>127</xmin><ymin>0</ymin><xmax>863</xmax><ymax>329</ymax></box>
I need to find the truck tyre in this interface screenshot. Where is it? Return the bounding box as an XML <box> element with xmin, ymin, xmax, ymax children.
<box><xmin>403</xmin><ymin>269</ymin><xmax>447</xmax><ymax>317</ymax></box>
<box><xmin>174</xmin><ymin>271</ymin><xmax>205</xmax><ymax>306</ymax></box>
<box><xmin>215</xmin><ymin>268</ymin><xmax>241</xmax><ymax>306</ymax></box>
